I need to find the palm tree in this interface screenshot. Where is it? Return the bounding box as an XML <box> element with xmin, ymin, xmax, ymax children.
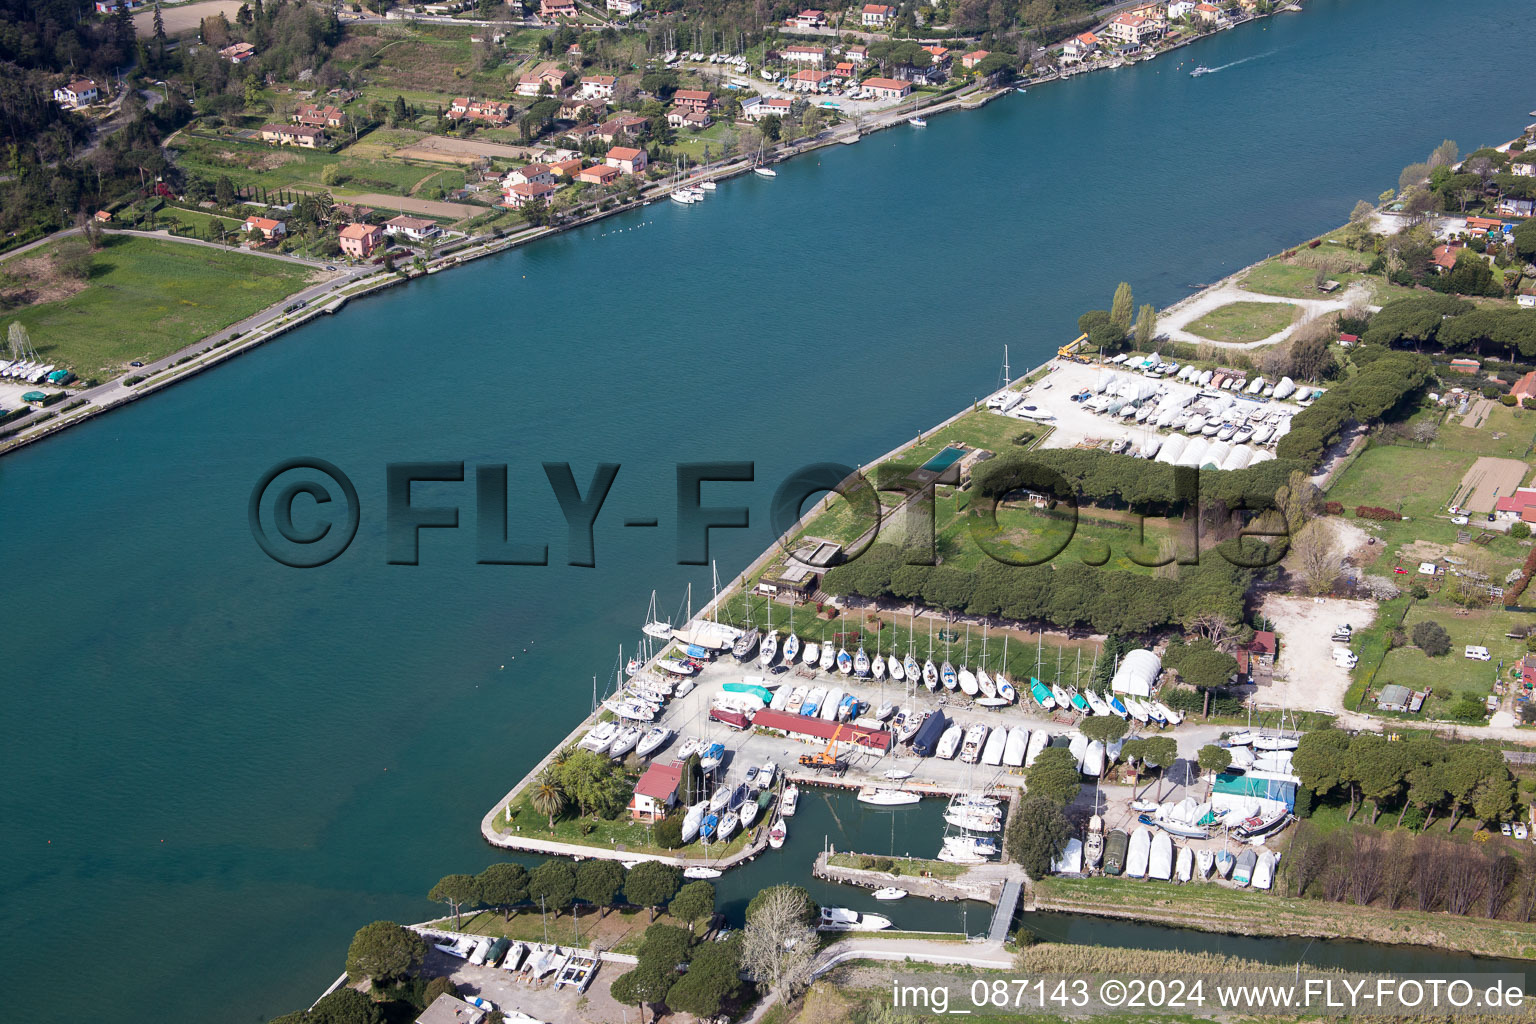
<box><xmin>531</xmin><ymin>770</ymin><xmax>566</xmax><ymax>829</ymax></box>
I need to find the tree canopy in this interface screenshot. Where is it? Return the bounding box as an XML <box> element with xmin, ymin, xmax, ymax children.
<box><xmin>625</xmin><ymin>860</ymin><xmax>681</xmax><ymax>921</ymax></box>
<box><xmin>1004</xmin><ymin>795</ymin><xmax>1070</xmax><ymax>877</ymax></box>
<box><xmin>344</xmin><ymin>921</ymin><xmax>424</xmax><ymax>985</ymax></box>
<box><xmin>1025</xmin><ymin>747</ymin><xmax>1082</xmax><ymax>805</ymax></box>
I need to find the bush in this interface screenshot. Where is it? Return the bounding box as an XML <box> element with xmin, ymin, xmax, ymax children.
<box><xmin>1323</xmin><ymin>501</ymin><xmax>1344</xmax><ymax>514</ymax></box>
<box><xmin>1355</xmin><ymin>505</ymin><xmax>1400</xmax><ymax>521</ymax></box>
<box><xmin>1411</xmin><ymin>620</ymin><xmax>1452</xmax><ymax>656</ymax></box>
<box><xmin>1293</xmin><ymin>786</ymin><xmax>1314</xmax><ymax>818</ymax></box>
<box><xmin>1512</xmin><ymin>522</ymin><xmax>1532</xmax><ymax>539</ymax></box>
<box><xmin>1409</xmin><ymin>584</ymin><xmax>1429</xmax><ymax>600</ymax></box>
<box><xmin>1500</xmin><ymin>393</ymin><xmax>1518</xmax><ymax>407</ymax></box>
<box><xmin>1524</xmin><ymin>398</ymin><xmax>1536</xmax><ymax>410</ymax></box>
<box><xmin>654</xmin><ymin>815</ymin><xmax>684</xmax><ymax>849</ymax></box>
<box><xmin>874</xmin><ymin>857</ymin><xmax>894</xmax><ymax>872</ymax></box>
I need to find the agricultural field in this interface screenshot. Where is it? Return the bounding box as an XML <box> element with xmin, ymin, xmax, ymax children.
<box><xmin>0</xmin><ymin>235</ymin><xmax>315</xmax><ymax>380</ymax></box>
<box><xmin>1184</xmin><ymin>300</ymin><xmax>1301</xmax><ymax>343</ymax></box>
<box><xmin>1438</xmin><ymin>401</ymin><xmax>1536</xmax><ymax>459</ymax></box>
<box><xmin>1327</xmin><ymin>443</ymin><xmax>1477</xmax><ymax>519</ymax></box>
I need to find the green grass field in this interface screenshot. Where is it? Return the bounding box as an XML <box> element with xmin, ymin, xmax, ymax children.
<box><xmin>1375</xmin><ymin>604</ymin><xmax>1527</xmax><ymax>698</ymax></box>
<box><xmin>169</xmin><ymin>133</ymin><xmax>440</xmax><ymax>195</ymax></box>
<box><xmin>1184</xmin><ymin>300</ymin><xmax>1300</xmax><ymax>344</ymax></box>
<box><xmin>2</xmin><ymin>235</ymin><xmax>312</xmax><ymax>379</ymax></box>
<box><xmin>1438</xmin><ymin>402</ymin><xmax>1536</xmax><ymax>459</ymax></box>
<box><xmin>1326</xmin><ymin>443</ymin><xmax>1476</xmax><ymax>519</ymax></box>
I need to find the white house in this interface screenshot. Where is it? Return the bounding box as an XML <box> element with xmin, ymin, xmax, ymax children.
<box><xmin>1103</xmin><ymin>12</ymin><xmax>1156</xmax><ymax>45</ymax></box>
<box><xmin>606</xmin><ymin>0</ymin><xmax>642</xmax><ymax>14</ymax></box>
<box><xmin>1167</xmin><ymin>0</ymin><xmax>1196</xmax><ymax>18</ymax></box>
<box><xmin>53</xmin><ymin>78</ymin><xmax>99</xmax><ymax>109</ymax></box>
<box><xmin>861</xmin><ymin>3</ymin><xmax>896</xmax><ymax>26</ymax></box>
<box><xmin>506</xmin><ymin>163</ymin><xmax>556</xmax><ymax>187</ymax></box>
<box><xmin>781</xmin><ymin>45</ymin><xmax>826</xmax><ymax>66</ymax></box>
<box><xmin>579</xmin><ymin>75</ymin><xmax>617</xmax><ymax>101</ymax></box>
<box><xmin>383</xmin><ymin>215</ymin><xmax>442</xmax><ymax>243</ymax></box>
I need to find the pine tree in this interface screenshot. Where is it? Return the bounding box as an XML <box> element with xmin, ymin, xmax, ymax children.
<box><xmin>1110</xmin><ymin>281</ymin><xmax>1134</xmax><ymax>333</ymax></box>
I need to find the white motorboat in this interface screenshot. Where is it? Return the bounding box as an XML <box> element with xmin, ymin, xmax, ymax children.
<box><xmin>1176</xmin><ymin>844</ymin><xmax>1193</xmax><ymax>882</ymax></box>
<box><xmin>501</xmin><ymin>941</ymin><xmax>528</xmax><ymax>973</ymax></box>
<box><xmin>758</xmin><ymin>631</ymin><xmax>779</xmax><ymax>667</ymax></box>
<box><xmin>643</xmin><ymin>621</ymin><xmax>673</xmax><ymax>640</ymax></box>
<box><xmin>923</xmin><ymin>659</ymin><xmax>939</xmax><ymax>690</ymax></box>
<box><xmin>1125</xmin><ymin>826</ymin><xmax>1152</xmax><ymax>879</ymax></box>
<box><xmin>1149</xmin><ymin>832</ymin><xmax>1174</xmax><ymax>881</ymax></box>
<box><xmin>768</xmin><ymin>817</ymin><xmax>787</xmax><ymax>848</ymax></box>
<box><xmin>958</xmin><ymin>668</ymin><xmax>978</xmax><ymax>696</ymax></box>
<box><xmin>684</xmin><ymin>866</ymin><xmax>722</xmax><ymax>879</ymax></box>
<box><xmin>888</xmin><ymin>654</ymin><xmax>904</xmax><ymax>682</ymax></box>
<box><xmin>857</xmin><ymin>787</ymin><xmax>920</xmax><ymax>806</ymax></box>
<box><xmin>936</xmin><ymin>724</ymin><xmax>963</xmax><ymax>760</ymax></box>
<box><xmin>818</xmin><ymin>907</ymin><xmax>893</xmax><ymax>931</ymax></box>
<box><xmin>959</xmin><ymin>724</ymin><xmax>989</xmax><ymax>764</ymax></box>
<box><xmin>785</xmin><ymin>686</ymin><xmax>807</xmax><ymax>713</ymax></box>
<box><xmin>781</xmin><ymin>784</ymin><xmax>800</xmax><ymax>816</ymax></box>
<box><xmin>1084</xmin><ymin>815</ymin><xmax>1104</xmax><ymax>870</ymax></box>
<box><xmin>873</xmin><ymin>887</ymin><xmax>907</xmax><ymax>901</ymax></box>
<box><xmin>819</xmin><ymin>644</ymin><xmax>836</xmax><ymax>672</ymax></box>
<box><xmin>1253</xmin><ymin>850</ymin><xmax>1276</xmax><ymax>890</ymax></box>
<box><xmin>758</xmin><ymin>760</ymin><xmax>776</xmax><ymax>788</ymax></box>
<box><xmin>1024</xmin><ymin>730</ymin><xmax>1049</xmax><ymax>766</ymax></box>
<box><xmin>783</xmin><ymin>634</ymin><xmax>800</xmax><ymax>664</ymax></box>
<box><xmin>803</xmin><ymin>641</ymin><xmax>820</xmax><ymax>666</ymax></box>
<box><xmin>635</xmin><ymin>726</ymin><xmax>673</xmax><ymax>759</ymax></box>
<box><xmin>980</xmin><ymin>726</ymin><xmax>1007</xmax><ymax>766</ymax></box>
<box><xmin>1002</xmin><ymin>727</ymin><xmax>1029</xmax><ymax>767</ymax></box>
<box><xmin>697</xmin><ymin>180</ymin><xmax>717</xmax><ymax>191</ymax></box>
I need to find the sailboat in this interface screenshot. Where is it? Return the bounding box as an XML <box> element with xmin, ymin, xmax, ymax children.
<box><xmin>759</xmin><ymin>630</ymin><xmax>779</xmax><ymax>668</ymax></box>
<box><xmin>642</xmin><ymin>590</ymin><xmax>673</xmax><ymax>639</ymax></box>
<box><xmin>854</xmin><ymin>646</ymin><xmax>871</xmax><ymax>677</ymax></box>
<box><xmin>940</xmin><ymin>660</ymin><xmax>957</xmax><ymax>691</ymax></box>
<box><xmin>870</xmin><ymin>647</ymin><xmax>885</xmax><ymax>680</ymax></box>
<box><xmin>837</xmin><ymin>647</ymin><xmax>854</xmax><ymax>675</ymax></box>
<box><xmin>753</xmin><ymin>137</ymin><xmax>777</xmax><ymax>177</ymax></box>
<box><xmin>907</xmin><ymin>93</ymin><xmax>926</xmax><ymax>128</ymax></box>
<box><xmin>902</xmin><ymin>616</ymin><xmax>920</xmax><ymax>686</ymax></box>
<box><xmin>783</xmin><ymin>608</ymin><xmax>800</xmax><ymax>665</ymax></box>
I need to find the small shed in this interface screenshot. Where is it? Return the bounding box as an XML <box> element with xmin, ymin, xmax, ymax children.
<box><xmin>1377</xmin><ymin>683</ymin><xmax>1413</xmax><ymax>712</ymax></box>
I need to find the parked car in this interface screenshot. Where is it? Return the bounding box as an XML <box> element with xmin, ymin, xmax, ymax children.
<box><xmin>1451</xmin><ymin>515</ymin><xmax>1469</xmax><ymax>525</ymax></box>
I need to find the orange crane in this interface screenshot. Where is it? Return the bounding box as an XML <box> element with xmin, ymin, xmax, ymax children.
<box><xmin>798</xmin><ymin>724</ymin><xmax>844</xmax><ymax>770</ymax></box>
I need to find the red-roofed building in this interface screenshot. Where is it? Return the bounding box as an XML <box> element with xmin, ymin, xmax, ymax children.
<box><xmin>338</xmin><ymin>222</ymin><xmax>383</xmax><ymax>259</ymax></box>
<box><xmin>243</xmin><ymin>216</ymin><xmax>286</xmax><ymax>243</ymax></box>
<box><xmin>962</xmin><ymin>50</ymin><xmax>990</xmax><ymax>70</ymax></box>
<box><xmin>1520</xmin><ymin>655</ymin><xmax>1536</xmax><ymax>690</ymax></box>
<box><xmin>1465</xmin><ymin>215</ymin><xmax>1504</xmax><ymax>236</ymax></box>
<box><xmin>606</xmin><ymin>146</ymin><xmax>648</xmax><ymax>175</ymax></box>
<box><xmin>540</xmin><ymin>0</ymin><xmax>577</xmax><ymax>16</ymax></box>
<box><xmin>1448</xmin><ymin>357</ymin><xmax>1480</xmax><ymax>373</ymax></box>
<box><xmin>673</xmin><ymin>89</ymin><xmax>713</xmax><ymax>114</ymax></box>
<box><xmin>1512</xmin><ymin>370</ymin><xmax>1536</xmax><ymax>404</ymax></box>
<box><xmin>1061</xmin><ymin>32</ymin><xmax>1099</xmax><ymax>62</ymax></box>
<box><xmin>549</xmin><ymin>158</ymin><xmax>583</xmax><ymax>179</ymax></box>
<box><xmin>831</xmin><ymin>61</ymin><xmax>855</xmax><ymax>79</ymax></box>
<box><xmin>580</xmin><ymin>74</ymin><xmax>617</xmax><ymax>100</ymax></box>
<box><xmin>787</xmin><ymin>69</ymin><xmax>833</xmax><ymax>93</ymax></box>
<box><xmin>922</xmin><ymin>45</ymin><xmax>951</xmax><ymax>65</ymax></box>
<box><xmin>1431</xmin><ymin>242</ymin><xmax>1464</xmax><ymax>272</ymax></box>
<box><xmin>1193</xmin><ymin>2</ymin><xmax>1220</xmax><ymax>23</ymax></box>
<box><xmin>861</xmin><ymin>77</ymin><xmax>911</xmax><ymax>101</ymax></box>
<box><xmin>53</xmin><ymin>78</ymin><xmax>99</xmax><ymax>109</ymax></box>
<box><xmin>1494</xmin><ymin>488</ymin><xmax>1536</xmax><ymax>524</ymax></box>
<box><xmin>504</xmin><ymin>181</ymin><xmax>557</xmax><ymax>208</ymax></box>
<box><xmin>846</xmin><ymin>44</ymin><xmax>869</xmax><ymax>62</ymax></box>
<box><xmin>1234</xmin><ymin>630</ymin><xmax>1277</xmax><ymax>681</ymax></box>
<box><xmin>577</xmin><ymin>164</ymin><xmax>621</xmax><ymax>185</ymax></box>
<box><xmin>751</xmin><ymin>709</ymin><xmax>892</xmax><ymax>752</ymax></box>
<box><xmin>787</xmin><ymin>8</ymin><xmax>826</xmax><ymax>28</ymax></box>
<box><xmin>743</xmin><ymin>96</ymin><xmax>793</xmax><ymax>120</ymax></box>
<box><xmin>629</xmin><ymin>762</ymin><xmax>684</xmax><ymax>821</ymax></box>
<box><xmin>294</xmin><ymin>103</ymin><xmax>344</xmax><ymax>128</ymax></box>
<box><xmin>861</xmin><ymin>3</ymin><xmax>896</xmax><ymax>25</ymax></box>
<box><xmin>449</xmin><ymin>97</ymin><xmax>512</xmax><ymax>125</ymax></box>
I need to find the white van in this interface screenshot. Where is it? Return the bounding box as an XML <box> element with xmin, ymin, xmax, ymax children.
<box><xmin>1465</xmin><ymin>645</ymin><xmax>1491</xmax><ymax>661</ymax></box>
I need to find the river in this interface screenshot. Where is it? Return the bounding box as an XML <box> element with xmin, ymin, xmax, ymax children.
<box><xmin>2</xmin><ymin>1</ymin><xmax>1534</xmax><ymax>1020</ymax></box>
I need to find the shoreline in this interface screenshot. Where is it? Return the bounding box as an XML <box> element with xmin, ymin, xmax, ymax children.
<box><xmin>0</xmin><ymin>6</ymin><xmax>1296</xmax><ymax>459</ymax></box>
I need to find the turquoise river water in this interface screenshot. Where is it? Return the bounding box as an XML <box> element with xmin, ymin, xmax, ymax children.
<box><xmin>3</xmin><ymin>1</ymin><xmax>1536</xmax><ymax>1020</ymax></box>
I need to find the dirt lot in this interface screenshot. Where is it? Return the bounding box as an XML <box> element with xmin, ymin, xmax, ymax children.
<box><xmin>1453</xmin><ymin>455</ymin><xmax>1529</xmax><ymax>514</ymax></box>
<box><xmin>1259</xmin><ymin>594</ymin><xmax>1379</xmax><ymax>714</ymax></box>
<box><xmin>339</xmin><ymin>193</ymin><xmax>483</xmax><ymax>220</ymax></box>
<box><xmin>134</xmin><ymin>0</ymin><xmax>243</xmax><ymax>35</ymax></box>
<box><xmin>423</xmin><ymin>945</ymin><xmax>633</xmax><ymax>1024</ymax></box>
<box><xmin>396</xmin><ymin>135</ymin><xmax>539</xmax><ymax>162</ymax></box>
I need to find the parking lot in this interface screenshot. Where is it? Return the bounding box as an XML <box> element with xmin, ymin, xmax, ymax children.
<box><xmin>991</xmin><ymin>359</ymin><xmax>1311</xmax><ymax>463</ymax></box>
<box><xmin>416</xmin><ymin>945</ymin><xmax>632</xmax><ymax>1024</ymax></box>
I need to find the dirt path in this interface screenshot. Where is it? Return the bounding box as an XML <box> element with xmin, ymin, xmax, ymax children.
<box><xmin>1158</xmin><ymin>279</ymin><xmax>1377</xmax><ymax>349</ymax></box>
